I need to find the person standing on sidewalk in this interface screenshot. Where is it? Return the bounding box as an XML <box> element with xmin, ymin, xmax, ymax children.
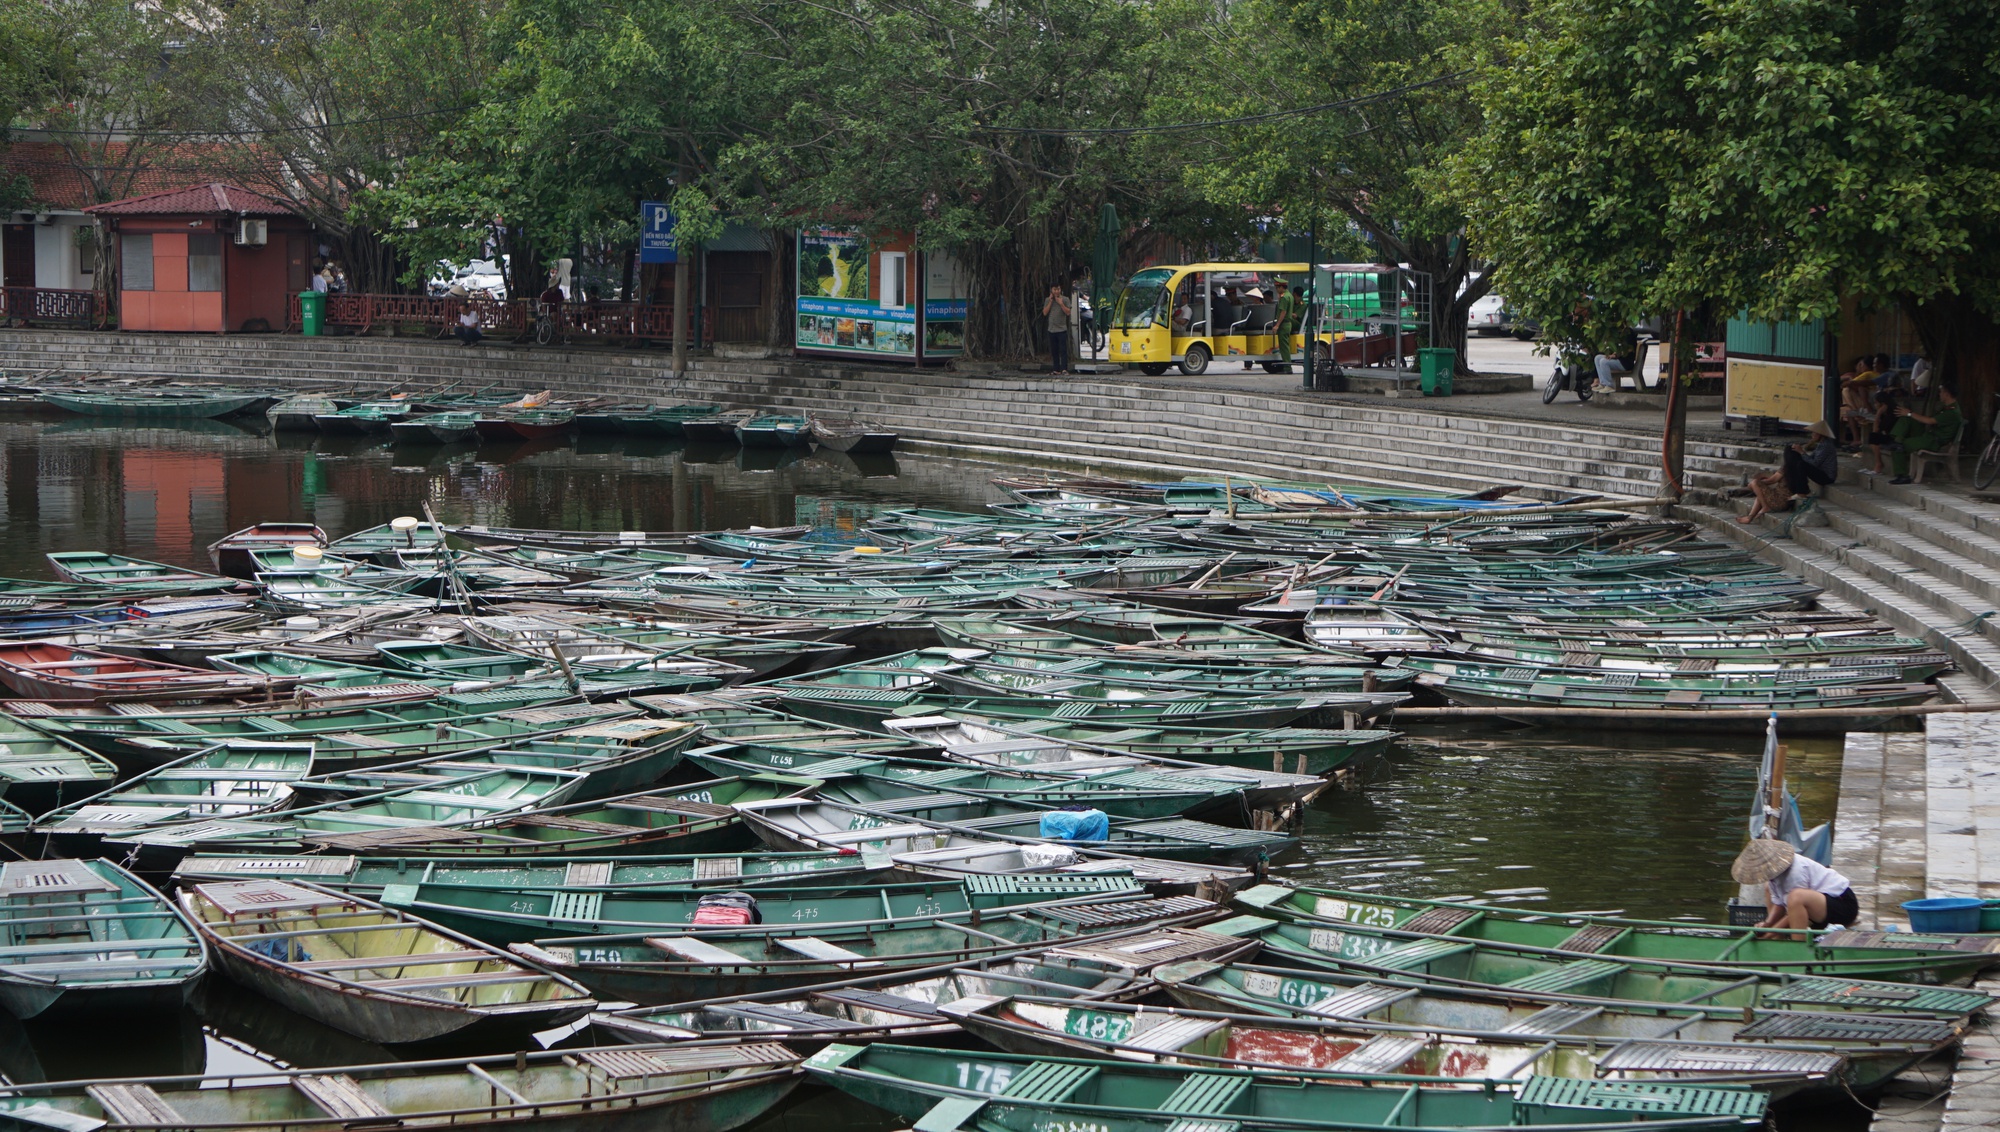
<box><xmin>1042</xmin><ymin>284</ymin><xmax>1072</xmax><ymax>375</ymax></box>
<box><xmin>1272</xmin><ymin>280</ymin><xmax>1301</xmax><ymax>372</ymax></box>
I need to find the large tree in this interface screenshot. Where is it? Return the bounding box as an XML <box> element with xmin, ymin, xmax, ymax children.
<box><xmin>1457</xmin><ymin>0</ymin><xmax>2000</xmax><ymax>409</ymax></box>
<box><xmin>1159</xmin><ymin>0</ymin><xmax>1506</xmax><ymax>369</ymax></box>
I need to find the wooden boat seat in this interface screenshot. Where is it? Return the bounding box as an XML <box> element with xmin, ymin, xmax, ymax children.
<box><xmin>508</xmin><ymin>814</ymin><xmax>640</xmax><ymax>835</ymax></box>
<box><xmin>812</xmin><ymin>987</ymin><xmax>945</xmax><ymax>1017</ymax></box>
<box><xmin>86</xmin><ymin>1084</ymin><xmax>187</xmax><ymax>1127</ymax></box>
<box><xmin>1557</xmin><ymin>925</ymin><xmax>1631</xmax><ymax>954</ymax></box>
<box><xmin>691</xmin><ymin>857</ymin><xmax>742</xmax><ymax>880</ymax></box>
<box><xmin>1500</xmin><ymin>1003</ymin><xmax>1604</xmax><ymax>1035</ymax></box>
<box><xmin>1156</xmin><ymin>1072</ymin><xmax>1248</xmax><ymax>1115</ymax></box>
<box><xmin>1367</xmin><ymin>938</ymin><xmax>1476</xmax><ymax>970</ymax></box>
<box><xmin>646</xmin><ymin>936</ymin><xmax>753</xmax><ymax>965</ymax></box>
<box><xmin>1300</xmin><ymin>982</ymin><xmax>1419</xmax><ymax>1019</ymax></box>
<box><xmin>774</xmin><ymin>937</ymin><xmax>882</xmax><ymax>966</ymax></box>
<box><xmin>614</xmin><ymin>798</ymin><xmax>736</xmax><ymax>818</ymax></box>
<box><xmin>371</xmin><ymin>969</ymin><xmax>538</xmax><ymax>991</ymax></box>
<box><xmin>998</xmin><ymin>1061</ymin><xmax>1098</xmax><ymax>1102</ymax></box>
<box><xmin>1124</xmin><ymin>1015</ymin><xmax>1227</xmax><ymax>1053</ymax></box>
<box><xmin>293</xmin><ymin>1074</ymin><xmax>400</xmax><ymax>1125</ymax></box>
<box><xmin>1330</xmin><ymin>1035</ymin><xmax>1425</xmax><ymax>1074</ymax></box>
<box><xmin>580</xmin><ymin>1042</ymin><xmax>794</xmax><ymax>1080</ymax></box>
<box><xmin>294</xmin><ymin>949</ymin><xmax>491</xmax><ymax>972</ymax></box>
<box><xmin>817</xmin><ymin>824</ymin><xmax>934</xmax><ymax>845</ymax></box>
<box><xmin>1504</xmin><ymin>959</ymin><xmax>1628</xmax><ymax>994</ymax></box>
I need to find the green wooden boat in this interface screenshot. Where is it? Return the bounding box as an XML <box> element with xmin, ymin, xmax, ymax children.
<box><xmin>926</xmin><ymin>651</ymin><xmax>1411</xmax><ymax>697</ymax></box>
<box><xmin>1446</xmin><ymin>627</ymin><xmax>1950</xmax><ymax>679</ymax></box>
<box><xmin>632</xmin><ymin>694</ymin><xmax>920</xmax><ymax>761</ymax></box>
<box><xmin>171</xmin><ymin>849</ymin><xmax>897</xmax><ymax>895</ymax></box>
<box><xmin>11</xmin><ymin>696</ymin><xmax>633</xmax><ymax>771</ymax></box>
<box><xmin>388</xmin><ymin>410</ymin><xmax>481</xmax><ymax>443</ymax></box>
<box><xmin>383</xmin><ymin>875</ymin><xmax>1142</xmax><ymax>946</ymax></box>
<box><xmin>283</xmin><ymin>773</ymin><xmax>820</xmax><ymax>858</ymax></box>
<box><xmin>735</xmin><ymin>413</ymin><xmax>814</xmax><ymax>448</ymax></box>
<box><xmin>31</xmin><ymin>740</ymin><xmax>315</xmax><ymax>857</ymax></box>
<box><xmin>0</xmin><ymin>1041</ymin><xmax>803</xmax><ymax>1132</ymax></box>
<box><xmin>512</xmin><ymin>892</ymin><xmax>1218</xmax><ymax>1003</ymax></box>
<box><xmin>292</xmin><ymin>717</ymin><xmax>701</xmax><ymax>802</ymax></box>
<box><xmin>935</xmin><ymin>615</ymin><xmax>1370</xmax><ymax>666</ymax></box>
<box><xmin>180</xmin><ymin>877</ymin><xmax>597</xmax><ymax>1046</ymax></box>
<box><xmin>45</xmin><ymin>551</ymin><xmax>221</xmax><ymax>586</ymax></box>
<box><xmin>101</xmin><ymin>763</ymin><xmax>592</xmax><ymax>859</ymax></box>
<box><xmin>1236</xmin><ymin>883</ymin><xmax>2000</xmax><ymax>984</ymax></box>
<box><xmin>685</xmin><ymin>747</ymin><xmax>1263</xmax><ymax>823</ymax></box>
<box><xmin>1157</xmin><ymin>958</ymin><xmax>1966</xmax><ymax>1096</ymax></box>
<box><xmin>593</xmin><ymin>922</ymin><xmax>1251</xmax><ymax>1048</ymax></box>
<box><xmin>43</xmin><ymin>390</ymin><xmax>261</xmax><ymax>419</ymax></box>
<box><xmin>328</xmin><ymin>519</ymin><xmax>449</xmax><ymax>562</ymax></box>
<box><xmin>315</xmin><ymin>401</ymin><xmax>409</xmax><ymax>434</ymax></box>
<box><xmin>1204</xmin><ymin>915</ymin><xmax>1996</xmax><ymax>1020</ymax></box>
<box><xmin>0</xmin><ymin>715</ymin><xmax>119</xmax><ymax>814</ymax></box>
<box><xmin>0</xmin><ymin>857</ymin><xmax>207</xmax><ymax>1020</ymax></box>
<box><xmin>373</xmin><ymin>640</ymin><xmax>686</xmax><ymax>698</ymax></box>
<box><xmin>885</xmin><ymin>713</ymin><xmax>1395</xmax><ymax>779</ymax></box>
<box><xmin>803</xmin><ymin>1043</ymin><xmax>1768</xmax><ymax>1132</ymax></box>
<box><xmin>945</xmin><ymin>992</ymin><xmax>1858</xmax><ymax>1100</ymax></box>
<box><xmin>738</xmin><ymin>793</ymin><xmax>1297</xmax><ymax>868</ymax></box>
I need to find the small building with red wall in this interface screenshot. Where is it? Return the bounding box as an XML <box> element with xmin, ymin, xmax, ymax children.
<box><xmin>86</xmin><ymin>183</ymin><xmax>312</xmax><ymax>333</ymax></box>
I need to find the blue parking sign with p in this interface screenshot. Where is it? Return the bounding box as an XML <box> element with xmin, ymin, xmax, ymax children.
<box><xmin>640</xmin><ymin>201</ymin><xmax>676</xmax><ymax>264</ymax></box>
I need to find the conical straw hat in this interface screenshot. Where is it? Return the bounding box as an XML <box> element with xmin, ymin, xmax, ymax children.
<box><xmin>1731</xmin><ymin>838</ymin><xmax>1797</xmax><ymax>884</ymax></box>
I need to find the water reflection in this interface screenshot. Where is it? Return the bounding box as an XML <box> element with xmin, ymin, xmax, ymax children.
<box><xmin>1292</xmin><ymin>724</ymin><xmax>1844</xmax><ymax>921</ymax></box>
<box><xmin>0</xmin><ymin>416</ymin><xmax>1002</xmax><ymax>575</ymax></box>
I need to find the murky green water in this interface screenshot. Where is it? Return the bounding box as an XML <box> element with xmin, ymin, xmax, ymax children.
<box><xmin>0</xmin><ymin>412</ymin><xmax>1852</xmax><ymax>1126</ymax></box>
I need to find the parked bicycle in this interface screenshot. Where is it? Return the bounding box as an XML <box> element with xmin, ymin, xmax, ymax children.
<box><xmin>533</xmin><ymin>301</ymin><xmax>558</xmax><ymax>346</ymax></box>
<box><xmin>1975</xmin><ymin>408</ymin><xmax>2000</xmax><ymax>489</ymax></box>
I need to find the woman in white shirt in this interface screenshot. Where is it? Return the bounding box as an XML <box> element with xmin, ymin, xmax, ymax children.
<box><xmin>1732</xmin><ymin>838</ymin><xmax>1859</xmax><ymax>932</ymax></box>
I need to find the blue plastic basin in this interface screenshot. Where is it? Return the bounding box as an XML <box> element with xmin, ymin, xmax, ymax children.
<box><xmin>1903</xmin><ymin>897</ymin><xmax>1984</xmax><ymax>934</ymax></box>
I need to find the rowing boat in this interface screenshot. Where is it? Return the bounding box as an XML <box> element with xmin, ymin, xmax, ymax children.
<box><xmin>0</xmin><ymin>1041</ymin><xmax>803</xmax><ymax>1132</ymax></box>
<box><xmin>384</xmin><ymin>875</ymin><xmax>1143</xmax><ymax>946</ymax></box>
<box><xmin>45</xmin><ymin>551</ymin><xmax>219</xmax><ymax>587</ymax></box>
<box><xmin>43</xmin><ymin>390</ymin><xmax>260</xmax><ymax>419</ymax></box>
<box><xmin>0</xmin><ymin>715</ymin><xmax>118</xmax><ymax>815</ymax></box>
<box><xmin>681</xmin><ymin>409</ymin><xmax>759</xmax><ymax>443</ymax></box>
<box><xmin>478</xmin><ymin>408</ymin><xmax>577</xmax><ymax>441</ymax></box>
<box><xmin>803</xmin><ymin>1042</ymin><xmax>1769</xmax><ymax>1132</ymax></box>
<box><xmin>0</xmin><ymin>641</ymin><xmax>269</xmax><ymax>702</ymax></box>
<box><xmin>292</xmin><ymin>717</ymin><xmax>701</xmax><ymax>802</ymax></box>
<box><xmin>288</xmin><ymin>773</ymin><xmax>820</xmax><ymax>858</ymax></box>
<box><xmin>181</xmin><ymin>878</ymin><xmax>596</xmax><ymax>1046</ymax></box>
<box><xmin>809</xmin><ymin>418</ymin><xmax>898</xmax><ymax>453</ymax></box>
<box><xmin>1157</xmin><ymin>957</ymin><xmax>1966</xmax><ymax>1095</ymax></box>
<box><xmin>511</xmin><ymin>893</ymin><xmax>1218</xmax><ymax>1003</ymax></box>
<box><xmin>943</xmin><ymin>992</ymin><xmax>1853</xmax><ymax>1099</ymax></box>
<box><xmin>885</xmin><ymin>713</ymin><xmax>1394</xmax><ymax>779</ymax></box>
<box><xmin>1204</xmin><ymin>914</ymin><xmax>1996</xmax><ymax>1020</ymax></box>
<box><xmin>31</xmin><ymin>740</ymin><xmax>315</xmax><ymax>859</ymax></box>
<box><xmin>315</xmin><ymin>401</ymin><xmax>409</xmax><ymax>434</ymax></box>
<box><xmin>267</xmin><ymin>394</ymin><xmax>339</xmax><ymax>430</ymax></box>
<box><xmin>594</xmin><ymin>921</ymin><xmax>1248</xmax><ymax>1048</ymax></box>
<box><xmin>389</xmin><ymin>411</ymin><xmax>482</xmax><ymax>443</ymax></box>
<box><xmin>735</xmin><ymin>414</ymin><xmax>813</xmax><ymax>448</ymax></box>
<box><xmin>1234</xmin><ymin>882</ymin><xmax>2000</xmax><ymax>983</ymax></box>
<box><xmin>171</xmin><ymin>849</ymin><xmax>896</xmax><ymax>895</ymax></box>
<box><xmin>207</xmin><ymin>522</ymin><xmax>329</xmax><ymax>579</ymax></box>
<box><xmin>0</xmin><ymin>858</ymin><xmax>207</xmax><ymax>1019</ymax></box>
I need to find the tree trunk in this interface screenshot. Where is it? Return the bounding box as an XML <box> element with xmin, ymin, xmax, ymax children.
<box><xmin>1662</xmin><ymin>310</ymin><xmax>1689</xmax><ymax>497</ymax></box>
<box><xmin>764</xmin><ymin>227</ymin><xmax>793</xmax><ymax>349</ymax></box>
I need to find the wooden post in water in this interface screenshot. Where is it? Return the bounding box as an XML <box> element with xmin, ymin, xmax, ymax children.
<box><xmin>1766</xmin><ymin>743</ymin><xmax>1788</xmax><ymax>840</ymax></box>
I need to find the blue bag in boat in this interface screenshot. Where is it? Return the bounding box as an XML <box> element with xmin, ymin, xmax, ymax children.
<box><xmin>1039</xmin><ymin>808</ymin><xmax>1109</xmax><ymax>842</ymax></box>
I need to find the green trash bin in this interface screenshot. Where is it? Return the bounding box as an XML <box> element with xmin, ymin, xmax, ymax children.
<box><xmin>1418</xmin><ymin>347</ymin><xmax>1455</xmax><ymax>396</ymax></box>
<box><xmin>298</xmin><ymin>291</ymin><xmax>325</xmax><ymax>336</ymax></box>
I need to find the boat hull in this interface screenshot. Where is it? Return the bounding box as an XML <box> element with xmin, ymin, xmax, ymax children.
<box><xmin>43</xmin><ymin>393</ymin><xmax>260</xmax><ymax>420</ymax></box>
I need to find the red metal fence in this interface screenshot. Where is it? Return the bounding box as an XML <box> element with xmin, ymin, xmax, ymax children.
<box><xmin>0</xmin><ymin>288</ymin><xmax>98</xmax><ymax>329</ymax></box>
<box><xmin>286</xmin><ymin>293</ymin><xmax>701</xmax><ymax>344</ymax></box>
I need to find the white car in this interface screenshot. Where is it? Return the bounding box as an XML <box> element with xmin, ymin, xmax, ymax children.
<box><xmin>1466</xmin><ymin>293</ymin><xmax>1513</xmax><ymax>336</ymax></box>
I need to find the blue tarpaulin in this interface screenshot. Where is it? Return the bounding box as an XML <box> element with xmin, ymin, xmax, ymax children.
<box><xmin>1040</xmin><ymin>809</ymin><xmax>1109</xmax><ymax>842</ymax></box>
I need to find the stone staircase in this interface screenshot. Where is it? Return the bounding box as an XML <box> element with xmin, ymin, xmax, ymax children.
<box><xmin>0</xmin><ymin>329</ymin><xmax>1784</xmax><ymax>502</ymax></box>
<box><xmin>1683</xmin><ymin>476</ymin><xmax>2000</xmax><ymax>703</ymax></box>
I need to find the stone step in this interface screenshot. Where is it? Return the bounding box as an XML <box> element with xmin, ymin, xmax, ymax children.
<box><xmin>1679</xmin><ymin>503</ymin><xmax>2000</xmax><ymax>698</ymax></box>
<box><xmin>1820</xmin><ymin>492</ymin><xmax>2000</xmax><ymax>599</ymax></box>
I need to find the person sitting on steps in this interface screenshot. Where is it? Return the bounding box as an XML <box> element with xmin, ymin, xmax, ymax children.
<box><xmin>1885</xmin><ymin>384</ymin><xmax>1962</xmax><ymax>484</ymax></box>
<box><xmin>1737</xmin><ymin>420</ymin><xmax>1836</xmax><ymax>524</ymax></box>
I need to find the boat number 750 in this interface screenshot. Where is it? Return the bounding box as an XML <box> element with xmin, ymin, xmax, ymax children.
<box><xmin>954</xmin><ymin>1062</ymin><xmax>1016</xmax><ymax>1094</ymax></box>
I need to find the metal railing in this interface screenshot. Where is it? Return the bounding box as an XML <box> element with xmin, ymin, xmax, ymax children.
<box><xmin>0</xmin><ymin>287</ymin><xmax>99</xmax><ymax>329</ymax></box>
<box><xmin>287</xmin><ymin>292</ymin><xmax>699</xmax><ymax>344</ymax></box>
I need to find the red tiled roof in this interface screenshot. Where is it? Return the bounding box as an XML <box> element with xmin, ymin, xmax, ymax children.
<box><xmin>0</xmin><ymin>141</ymin><xmax>294</xmax><ymax>212</ymax></box>
<box><xmin>87</xmin><ymin>182</ymin><xmax>298</xmax><ymax>217</ymax></box>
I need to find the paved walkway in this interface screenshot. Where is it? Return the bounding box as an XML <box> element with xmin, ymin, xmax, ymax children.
<box><xmin>1832</xmin><ymin>731</ymin><xmax>1929</xmax><ymax>928</ymax></box>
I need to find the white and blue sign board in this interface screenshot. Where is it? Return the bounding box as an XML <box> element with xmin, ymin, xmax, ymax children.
<box><xmin>639</xmin><ymin>201</ymin><xmax>676</xmax><ymax>264</ymax></box>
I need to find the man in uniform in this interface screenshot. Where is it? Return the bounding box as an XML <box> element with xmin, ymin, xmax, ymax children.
<box><xmin>1272</xmin><ymin>279</ymin><xmax>1301</xmax><ymax>372</ymax></box>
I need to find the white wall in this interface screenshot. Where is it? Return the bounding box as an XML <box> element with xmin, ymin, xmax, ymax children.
<box><xmin>35</xmin><ymin>219</ymin><xmax>89</xmax><ymax>290</ymax></box>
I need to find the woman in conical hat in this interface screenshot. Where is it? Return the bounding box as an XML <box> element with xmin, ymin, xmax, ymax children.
<box><xmin>1734</xmin><ymin>837</ymin><xmax>1859</xmax><ymax>933</ymax></box>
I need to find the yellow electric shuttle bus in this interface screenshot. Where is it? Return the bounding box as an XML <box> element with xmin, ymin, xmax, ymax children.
<box><xmin>1108</xmin><ymin>262</ymin><xmax>1310</xmax><ymax>375</ymax></box>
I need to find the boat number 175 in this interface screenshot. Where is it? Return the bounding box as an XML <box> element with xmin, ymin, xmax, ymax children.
<box><xmin>954</xmin><ymin>1062</ymin><xmax>1016</xmax><ymax>1094</ymax></box>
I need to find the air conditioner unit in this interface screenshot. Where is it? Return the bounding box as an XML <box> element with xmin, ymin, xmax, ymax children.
<box><xmin>234</xmin><ymin>219</ymin><xmax>268</xmax><ymax>246</ymax></box>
